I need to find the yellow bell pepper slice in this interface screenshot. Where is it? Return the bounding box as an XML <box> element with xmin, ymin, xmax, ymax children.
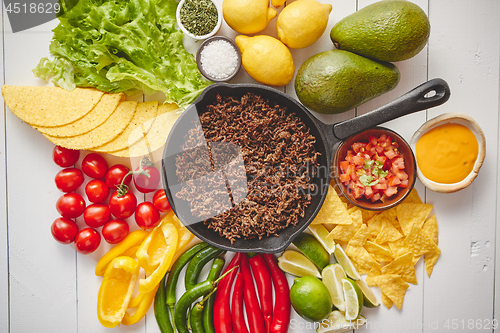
<box><xmin>121</xmin><ymin>283</ymin><xmax>160</xmax><ymax>325</ymax></box>
<box><xmin>95</xmin><ymin>230</ymin><xmax>149</xmax><ymax>276</ymax></box>
<box><xmin>97</xmin><ymin>256</ymin><xmax>140</xmax><ymax>328</ymax></box>
<box><xmin>138</xmin><ymin>223</ymin><xmax>178</xmax><ymax>293</ymax></box>
<box><xmin>170</xmin><ymin>210</ymin><xmax>195</xmax><ymax>253</ymax></box>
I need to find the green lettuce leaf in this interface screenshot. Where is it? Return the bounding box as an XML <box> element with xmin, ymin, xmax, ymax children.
<box><xmin>33</xmin><ymin>0</ymin><xmax>211</xmax><ymax>107</ymax></box>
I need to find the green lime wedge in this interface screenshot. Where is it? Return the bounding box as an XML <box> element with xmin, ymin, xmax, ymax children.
<box><xmin>308</xmin><ymin>224</ymin><xmax>336</xmax><ymax>255</ymax></box>
<box><xmin>292</xmin><ymin>233</ymin><xmax>330</xmax><ymax>270</ymax></box>
<box><xmin>333</xmin><ymin>244</ymin><xmax>361</xmax><ymax>280</ymax></box>
<box><xmin>357</xmin><ymin>278</ymin><xmax>380</xmax><ymax>308</ymax></box>
<box><xmin>277</xmin><ymin>250</ymin><xmax>321</xmax><ymax>278</ymax></box>
<box><xmin>316</xmin><ymin>311</ymin><xmax>366</xmax><ymax>333</ymax></box>
<box><xmin>342</xmin><ymin>278</ymin><xmax>363</xmax><ymax>321</ymax></box>
<box><xmin>321</xmin><ymin>264</ymin><xmax>346</xmax><ymax>312</ymax></box>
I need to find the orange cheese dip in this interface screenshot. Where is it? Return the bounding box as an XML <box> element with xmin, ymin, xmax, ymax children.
<box><xmin>416</xmin><ymin>123</ymin><xmax>478</xmax><ymax>184</ymax></box>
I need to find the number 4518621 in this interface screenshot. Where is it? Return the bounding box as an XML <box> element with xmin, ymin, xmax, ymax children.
<box><xmin>5</xmin><ymin>2</ymin><xmax>60</xmax><ymax>14</ymax></box>
<box><xmin>444</xmin><ymin>319</ymin><xmax>498</xmax><ymax>330</ymax></box>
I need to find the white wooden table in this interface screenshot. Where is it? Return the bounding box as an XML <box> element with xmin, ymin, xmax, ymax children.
<box><xmin>1</xmin><ymin>0</ymin><xmax>499</xmax><ymax>332</ymax></box>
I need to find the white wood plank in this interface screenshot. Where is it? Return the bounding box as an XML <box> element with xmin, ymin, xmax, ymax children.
<box><xmin>424</xmin><ymin>1</ymin><xmax>499</xmax><ymax>332</ymax></box>
<box><xmin>2</xmin><ymin>14</ymin><xmax>79</xmax><ymax>332</ymax></box>
<box><xmin>0</xmin><ymin>5</ymin><xmax>8</xmax><ymax>333</ymax></box>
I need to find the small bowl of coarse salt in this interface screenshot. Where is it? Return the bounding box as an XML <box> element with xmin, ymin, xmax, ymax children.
<box><xmin>196</xmin><ymin>36</ymin><xmax>242</xmax><ymax>82</ymax></box>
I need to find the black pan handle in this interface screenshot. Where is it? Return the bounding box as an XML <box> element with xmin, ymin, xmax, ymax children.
<box><xmin>332</xmin><ymin>78</ymin><xmax>451</xmax><ymax>140</ymax></box>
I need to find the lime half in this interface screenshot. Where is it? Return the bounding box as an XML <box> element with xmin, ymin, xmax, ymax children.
<box><xmin>277</xmin><ymin>250</ymin><xmax>321</xmax><ymax>278</ymax></box>
<box><xmin>342</xmin><ymin>278</ymin><xmax>363</xmax><ymax>321</ymax></box>
<box><xmin>292</xmin><ymin>233</ymin><xmax>330</xmax><ymax>270</ymax></box>
<box><xmin>333</xmin><ymin>244</ymin><xmax>361</xmax><ymax>280</ymax></box>
<box><xmin>321</xmin><ymin>264</ymin><xmax>346</xmax><ymax>312</ymax></box>
<box><xmin>308</xmin><ymin>224</ymin><xmax>336</xmax><ymax>255</ymax></box>
<box><xmin>357</xmin><ymin>278</ymin><xmax>380</xmax><ymax>308</ymax></box>
<box><xmin>317</xmin><ymin>311</ymin><xmax>366</xmax><ymax>333</ymax></box>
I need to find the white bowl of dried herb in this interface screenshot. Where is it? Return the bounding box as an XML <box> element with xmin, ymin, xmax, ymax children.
<box><xmin>176</xmin><ymin>0</ymin><xmax>222</xmax><ymax>40</ymax></box>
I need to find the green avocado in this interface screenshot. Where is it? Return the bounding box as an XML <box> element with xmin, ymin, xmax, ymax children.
<box><xmin>330</xmin><ymin>0</ymin><xmax>430</xmax><ymax>62</ymax></box>
<box><xmin>294</xmin><ymin>50</ymin><xmax>400</xmax><ymax>114</ymax></box>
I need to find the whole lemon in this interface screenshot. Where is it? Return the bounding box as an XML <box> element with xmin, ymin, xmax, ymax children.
<box><xmin>223</xmin><ymin>0</ymin><xmax>277</xmax><ymax>34</ymax></box>
<box><xmin>277</xmin><ymin>0</ymin><xmax>333</xmax><ymax>49</ymax></box>
<box><xmin>235</xmin><ymin>35</ymin><xmax>295</xmax><ymax>87</ymax></box>
<box><xmin>290</xmin><ymin>276</ymin><xmax>333</xmax><ymax>322</ymax></box>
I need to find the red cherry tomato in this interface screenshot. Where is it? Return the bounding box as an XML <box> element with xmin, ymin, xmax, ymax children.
<box><xmin>102</xmin><ymin>219</ymin><xmax>130</xmax><ymax>244</ymax></box>
<box><xmin>51</xmin><ymin>217</ymin><xmax>79</xmax><ymax>244</ymax></box>
<box><xmin>105</xmin><ymin>164</ymin><xmax>131</xmax><ymax>190</ymax></box>
<box><xmin>83</xmin><ymin>203</ymin><xmax>111</xmax><ymax>228</ymax></box>
<box><xmin>109</xmin><ymin>191</ymin><xmax>137</xmax><ymax>219</ymax></box>
<box><xmin>54</xmin><ymin>168</ymin><xmax>85</xmax><ymax>192</ymax></box>
<box><xmin>133</xmin><ymin>165</ymin><xmax>161</xmax><ymax>193</ymax></box>
<box><xmin>81</xmin><ymin>153</ymin><xmax>108</xmax><ymax>179</ymax></box>
<box><xmin>56</xmin><ymin>193</ymin><xmax>86</xmax><ymax>219</ymax></box>
<box><xmin>153</xmin><ymin>189</ymin><xmax>171</xmax><ymax>212</ymax></box>
<box><xmin>74</xmin><ymin>228</ymin><xmax>101</xmax><ymax>254</ymax></box>
<box><xmin>135</xmin><ymin>202</ymin><xmax>161</xmax><ymax>229</ymax></box>
<box><xmin>53</xmin><ymin>146</ymin><xmax>80</xmax><ymax>167</ymax></box>
<box><xmin>85</xmin><ymin>179</ymin><xmax>110</xmax><ymax>203</ymax></box>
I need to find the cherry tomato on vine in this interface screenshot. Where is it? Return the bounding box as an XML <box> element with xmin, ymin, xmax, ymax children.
<box><xmin>102</xmin><ymin>220</ymin><xmax>130</xmax><ymax>244</ymax></box>
<box><xmin>74</xmin><ymin>228</ymin><xmax>101</xmax><ymax>254</ymax></box>
<box><xmin>56</xmin><ymin>193</ymin><xmax>86</xmax><ymax>219</ymax></box>
<box><xmin>105</xmin><ymin>164</ymin><xmax>131</xmax><ymax>190</ymax></box>
<box><xmin>109</xmin><ymin>190</ymin><xmax>137</xmax><ymax>219</ymax></box>
<box><xmin>152</xmin><ymin>189</ymin><xmax>171</xmax><ymax>212</ymax></box>
<box><xmin>133</xmin><ymin>165</ymin><xmax>160</xmax><ymax>193</ymax></box>
<box><xmin>84</xmin><ymin>203</ymin><xmax>111</xmax><ymax>228</ymax></box>
<box><xmin>53</xmin><ymin>146</ymin><xmax>80</xmax><ymax>167</ymax></box>
<box><xmin>135</xmin><ymin>202</ymin><xmax>161</xmax><ymax>229</ymax></box>
<box><xmin>81</xmin><ymin>153</ymin><xmax>108</xmax><ymax>179</ymax></box>
<box><xmin>54</xmin><ymin>168</ymin><xmax>85</xmax><ymax>192</ymax></box>
<box><xmin>51</xmin><ymin>217</ymin><xmax>79</xmax><ymax>244</ymax></box>
<box><xmin>85</xmin><ymin>179</ymin><xmax>110</xmax><ymax>203</ymax></box>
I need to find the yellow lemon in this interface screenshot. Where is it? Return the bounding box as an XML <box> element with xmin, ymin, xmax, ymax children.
<box><xmin>277</xmin><ymin>0</ymin><xmax>333</xmax><ymax>49</ymax></box>
<box><xmin>235</xmin><ymin>35</ymin><xmax>294</xmax><ymax>87</ymax></box>
<box><xmin>272</xmin><ymin>0</ymin><xmax>286</xmax><ymax>8</ymax></box>
<box><xmin>223</xmin><ymin>0</ymin><xmax>277</xmax><ymax>34</ymax></box>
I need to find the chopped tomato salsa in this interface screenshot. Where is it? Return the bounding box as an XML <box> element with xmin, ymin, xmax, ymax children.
<box><xmin>339</xmin><ymin>134</ymin><xmax>408</xmax><ymax>202</ymax></box>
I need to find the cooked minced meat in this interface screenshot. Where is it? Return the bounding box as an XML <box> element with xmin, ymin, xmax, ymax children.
<box><xmin>175</xmin><ymin>92</ymin><xmax>320</xmax><ymax>243</ymax></box>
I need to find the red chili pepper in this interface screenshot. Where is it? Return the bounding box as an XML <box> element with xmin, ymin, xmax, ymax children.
<box><xmin>262</xmin><ymin>254</ymin><xmax>290</xmax><ymax>333</ymax></box>
<box><xmin>232</xmin><ymin>273</ymin><xmax>250</xmax><ymax>333</ymax></box>
<box><xmin>249</xmin><ymin>254</ymin><xmax>273</xmax><ymax>333</ymax></box>
<box><xmin>214</xmin><ymin>252</ymin><xmax>241</xmax><ymax>333</ymax></box>
<box><xmin>240</xmin><ymin>253</ymin><xmax>266</xmax><ymax>333</ymax></box>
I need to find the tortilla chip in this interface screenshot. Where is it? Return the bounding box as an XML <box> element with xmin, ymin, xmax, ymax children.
<box><xmin>388</xmin><ymin>238</ymin><xmax>412</xmax><ymax>258</ymax></box>
<box><xmin>43</xmin><ymin>100</ymin><xmax>136</xmax><ymax>150</ymax></box>
<box><xmin>374</xmin><ymin>218</ymin><xmax>403</xmax><ymax>244</ymax></box>
<box><xmin>348</xmin><ymin>224</ymin><xmax>370</xmax><ymax>246</ymax></box>
<box><xmin>422</xmin><ymin>215</ymin><xmax>439</xmax><ymax>245</ymax></box>
<box><xmin>109</xmin><ymin>103</ymin><xmax>180</xmax><ymax>158</ymax></box>
<box><xmin>381</xmin><ymin>292</ymin><xmax>393</xmax><ymax>309</ymax></box>
<box><xmin>35</xmin><ymin>93</ymin><xmax>124</xmax><ymax>137</ymax></box>
<box><xmin>403</xmin><ymin>188</ymin><xmax>423</xmax><ymax>204</ymax></box>
<box><xmin>312</xmin><ymin>186</ymin><xmax>353</xmax><ymax>225</ymax></box>
<box><xmin>2</xmin><ymin>85</ymin><xmax>104</xmax><ymax>127</ymax></box>
<box><xmin>381</xmin><ymin>252</ymin><xmax>417</xmax><ymax>284</ymax></box>
<box><xmin>345</xmin><ymin>244</ymin><xmax>380</xmax><ymax>274</ymax></box>
<box><xmin>404</xmin><ymin>224</ymin><xmax>441</xmax><ymax>258</ymax></box>
<box><xmin>364</xmin><ymin>241</ymin><xmax>393</xmax><ymax>263</ymax></box>
<box><xmin>396</xmin><ymin>203</ymin><xmax>433</xmax><ymax>236</ymax></box>
<box><xmin>366</xmin><ymin>214</ymin><xmax>385</xmax><ymax>238</ymax></box>
<box><xmin>326</xmin><ymin>209</ymin><xmax>362</xmax><ymax>242</ymax></box>
<box><xmin>424</xmin><ymin>248</ymin><xmax>441</xmax><ymax>277</ymax></box>
<box><xmin>367</xmin><ymin>274</ymin><xmax>409</xmax><ymax>309</ymax></box>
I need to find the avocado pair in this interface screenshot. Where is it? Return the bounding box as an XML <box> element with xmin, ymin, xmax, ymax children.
<box><xmin>295</xmin><ymin>0</ymin><xmax>430</xmax><ymax>114</ymax></box>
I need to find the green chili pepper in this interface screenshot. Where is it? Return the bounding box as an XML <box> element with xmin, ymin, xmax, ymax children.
<box><xmin>203</xmin><ymin>257</ymin><xmax>224</xmax><ymax>333</ymax></box>
<box><xmin>184</xmin><ymin>246</ymin><xmax>224</xmax><ymax>291</ymax></box>
<box><xmin>174</xmin><ymin>267</ymin><xmax>236</xmax><ymax>333</ymax></box>
<box><xmin>166</xmin><ymin>242</ymin><xmax>210</xmax><ymax>311</ymax></box>
<box><xmin>190</xmin><ymin>302</ymin><xmax>205</xmax><ymax>333</ymax></box>
<box><xmin>154</xmin><ymin>274</ymin><xmax>173</xmax><ymax>333</ymax></box>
